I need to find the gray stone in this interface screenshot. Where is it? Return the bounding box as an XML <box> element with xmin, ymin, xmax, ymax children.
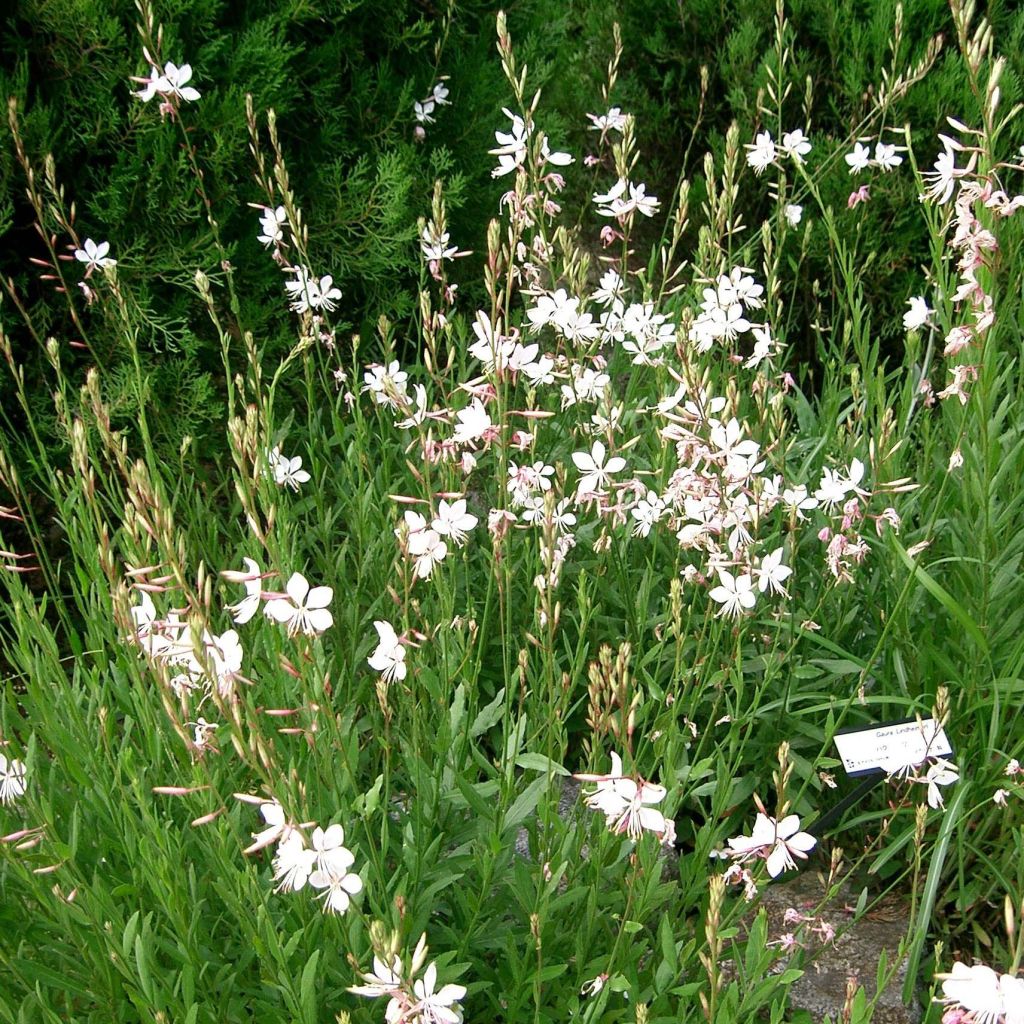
<box><xmin>750</xmin><ymin>874</ymin><xmax>921</xmax><ymax>1024</ymax></box>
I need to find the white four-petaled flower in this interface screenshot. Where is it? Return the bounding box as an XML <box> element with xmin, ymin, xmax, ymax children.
<box><xmin>265</xmin><ymin>573</ymin><xmax>334</xmax><ymax>636</ymax></box>
<box><xmin>74</xmin><ymin>239</ymin><xmax>116</xmax><ymax>274</ymax></box>
<box><xmin>709</xmin><ymin>569</ymin><xmax>756</xmax><ymax>618</ymax></box>
<box><xmin>727</xmin><ymin>811</ymin><xmax>816</xmax><ymax>878</ymax></box>
<box><xmin>572</xmin><ymin>440</ymin><xmax>625</xmax><ymax>496</ymax></box>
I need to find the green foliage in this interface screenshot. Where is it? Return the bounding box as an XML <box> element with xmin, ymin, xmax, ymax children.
<box><xmin>3</xmin><ymin>1</ymin><xmax>1024</xmax><ymax>1022</ymax></box>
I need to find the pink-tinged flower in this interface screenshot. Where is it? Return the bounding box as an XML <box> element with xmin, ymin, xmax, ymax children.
<box><xmin>264</xmin><ymin>573</ymin><xmax>333</xmax><ymax>636</ymax></box>
<box><xmin>938</xmin><ymin>961</ymin><xmax>1024</xmax><ymax>1024</ymax></box>
<box><xmin>368</xmin><ymin>620</ymin><xmax>406</xmax><ymax>683</ymax></box>
<box><xmin>0</xmin><ymin>754</ymin><xmax>27</xmax><ymax>805</ymax></box>
<box><xmin>708</xmin><ymin>569</ymin><xmax>756</xmax><ymax>618</ymax></box>
<box><xmin>574</xmin><ymin>751</ymin><xmax>670</xmax><ymax>842</ymax></box>
<box><xmin>847</xmin><ymin>185</ymin><xmax>870</xmax><ymax>208</ymax></box>
<box><xmin>727</xmin><ymin>811</ymin><xmax>817</xmax><ymax>878</ymax></box>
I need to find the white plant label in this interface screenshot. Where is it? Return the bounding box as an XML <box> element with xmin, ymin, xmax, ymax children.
<box><xmin>834</xmin><ymin>718</ymin><xmax>953</xmax><ymax>777</ymax></box>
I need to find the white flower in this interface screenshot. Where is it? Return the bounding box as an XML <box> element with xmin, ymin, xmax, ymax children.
<box><xmin>939</xmin><ymin>961</ymin><xmax>1024</xmax><ymax>1024</ymax></box>
<box><xmin>592</xmin><ymin>269</ymin><xmax>624</xmax><ymax>306</ymax></box>
<box><xmin>755</xmin><ymin>547</ymin><xmax>792</xmax><ymax>596</ymax></box>
<box><xmin>134</xmin><ymin>65</ymin><xmax>166</xmax><ymax>103</ymax></box>
<box><xmin>709</xmin><ymin>569</ymin><xmax>756</xmax><ymax>617</ymax></box>
<box><xmin>363</xmin><ymin>361</ymin><xmax>410</xmax><ymax>409</ymax></box>
<box><xmin>368</xmin><ymin>621</ymin><xmax>407</xmax><ymax>683</ymax></box>
<box><xmin>432</xmin><ymin>498</ymin><xmax>477</xmax><ymax>545</ymax></box>
<box><xmin>414</xmin><ymin>98</ymin><xmax>436</xmax><ymax>124</ymax></box>
<box><xmin>309</xmin><ymin>861</ymin><xmax>363</xmax><ymax>914</ymax></box>
<box><xmin>574</xmin><ymin>752</ymin><xmax>669</xmax><ymax>841</ymax></box>
<box><xmin>158</xmin><ymin>62</ymin><xmax>201</xmax><ymax>102</ymax></box>
<box><xmin>452</xmin><ymin>399</ymin><xmax>492</xmax><ymax>445</ymax></box>
<box><xmin>431</xmin><ymin>82</ymin><xmax>450</xmax><ymax>105</ymax></box>
<box><xmin>922</xmin><ymin>135</ymin><xmax>976</xmax><ymax>205</ymax></box>
<box><xmin>206</xmin><ymin>628</ymin><xmax>243</xmax><ymax>688</ymax></box>
<box><xmin>727</xmin><ymin>811</ymin><xmax>816</xmax><ymax>878</ymax></box>
<box><xmin>349</xmin><ymin>955</ymin><xmax>405</xmax><ymax>999</ymax></box>
<box><xmin>224</xmin><ymin>557</ymin><xmax>263</xmax><ymax>625</ymax></box>
<box><xmin>0</xmin><ymin>754</ymin><xmax>27</xmax><ymax>805</ymax></box>
<box><xmin>284</xmin><ymin>266</ymin><xmax>342</xmax><ymax>314</ymax></box>
<box><xmin>489</xmin><ymin>108</ymin><xmax>531</xmax><ymax>177</ymax></box>
<box><xmin>267</xmin><ymin>447</ymin><xmax>311</xmax><ymax>491</ymax></box>
<box><xmin>411</xmin><ymin>961</ymin><xmax>467</xmax><ymax>1024</ymax></box>
<box><xmin>844</xmin><ymin>142</ymin><xmax>872</xmax><ymax>174</ymax></box>
<box><xmin>257</xmin><ymin>206</ymin><xmax>287</xmax><ymax>247</ymax></box>
<box><xmin>780</xmin><ymin>485</ymin><xmax>818</xmax><ymax>518</ymax></box>
<box><xmin>265</xmin><ymin>573</ymin><xmax>334</xmax><ymax>636</ymax></box>
<box><xmin>628</xmin><ymin>181</ymin><xmax>660</xmax><ymax>217</ymax></box>
<box><xmin>784</xmin><ymin>204</ymin><xmax>803</xmax><ymax>227</ymax></box>
<box><xmin>745</xmin><ymin>131</ymin><xmax>776</xmax><ymax>175</ymax></box>
<box><xmin>540</xmin><ymin>136</ymin><xmax>574</xmax><ymax>167</ymax></box>
<box><xmin>745</xmin><ymin>324</ymin><xmax>774</xmax><ymax>368</ymax></box>
<box><xmin>592</xmin><ymin>177</ymin><xmax>629</xmax><ymax>215</ymax></box>
<box><xmin>814</xmin><ymin>458</ymin><xmax>866</xmax><ymax>510</ymax></box>
<box><xmin>420</xmin><ymin>228</ymin><xmax>458</xmax><ymax>263</ymax></box>
<box><xmin>309</xmin><ymin>823</ymin><xmax>355</xmax><ymax>874</ymax></box>
<box><xmin>572</xmin><ymin>440</ymin><xmax>625</xmax><ymax>496</ymax></box>
<box><xmin>873</xmin><ymin>141</ymin><xmax>904</xmax><ymax>171</ymax></box>
<box><xmin>248</xmin><ymin>801</ymin><xmax>291</xmax><ymax>853</ymax></box>
<box><xmin>272</xmin><ymin>833</ymin><xmax>317</xmax><ymax>892</ymax></box>
<box><xmin>74</xmin><ymin>239</ymin><xmax>116</xmax><ymax>273</ymax></box>
<box><xmin>781</xmin><ymin>128</ymin><xmax>812</xmax><ymax>162</ymax></box>
<box><xmin>135</xmin><ymin>61</ymin><xmax>201</xmax><ymax>104</ymax></box>
<box><xmin>631</xmin><ymin>491</ymin><xmax>666</xmax><ymax>538</ymax></box>
<box><xmin>903</xmin><ymin>296</ymin><xmax>934</xmax><ymax>332</ymax></box>
<box><xmin>587</xmin><ymin>107</ymin><xmax>629</xmax><ymax>133</ymax></box>
<box><xmin>407</xmin><ymin>529</ymin><xmax>448</xmax><ymax>579</ymax></box>
<box><xmin>920</xmin><ymin>758</ymin><xmax>959</xmax><ymax>809</ymax></box>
